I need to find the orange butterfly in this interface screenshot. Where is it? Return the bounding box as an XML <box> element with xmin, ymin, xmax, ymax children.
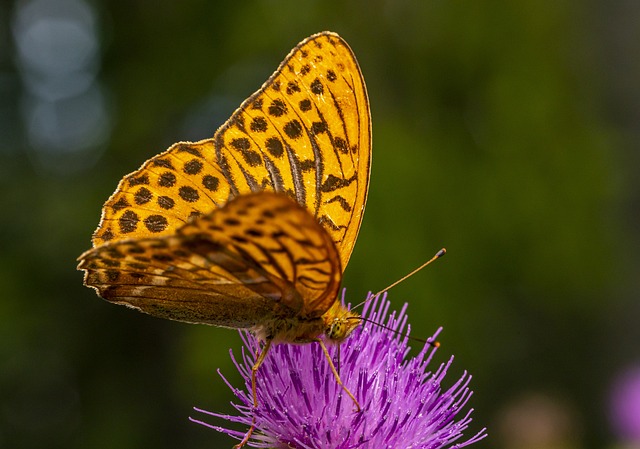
<box><xmin>77</xmin><ymin>31</ymin><xmax>371</xmax><ymax>447</ymax></box>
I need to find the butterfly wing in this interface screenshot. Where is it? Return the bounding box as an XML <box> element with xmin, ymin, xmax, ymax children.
<box><xmin>91</xmin><ymin>32</ymin><xmax>370</xmax><ymax>270</ymax></box>
<box><xmin>78</xmin><ymin>192</ymin><xmax>342</xmax><ymax>326</ymax></box>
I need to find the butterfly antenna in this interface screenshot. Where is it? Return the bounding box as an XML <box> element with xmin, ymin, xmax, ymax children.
<box><xmin>352</xmin><ymin>248</ymin><xmax>446</xmax><ymax>311</ymax></box>
<box><xmin>377</xmin><ymin>247</ymin><xmax>446</xmax><ymax>296</ymax></box>
<box><xmin>347</xmin><ymin>248</ymin><xmax>446</xmax><ymax>348</ymax></box>
<box><xmin>348</xmin><ymin>316</ymin><xmax>440</xmax><ymax>348</ymax></box>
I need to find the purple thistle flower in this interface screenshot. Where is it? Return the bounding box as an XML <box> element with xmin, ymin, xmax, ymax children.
<box><xmin>191</xmin><ymin>293</ymin><xmax>487</xmax><ymax>448</ymax></box>
<box><xmin>610</xmin><ymin>364</ymin><xmax>640</xmax><ymax>443</ymax></box>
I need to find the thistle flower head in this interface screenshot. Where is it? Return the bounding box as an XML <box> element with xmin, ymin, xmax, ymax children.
<box><xmin>610</xmin><ymin>365</ymin><xmax>640</xmax><ymax>443</ymax></box>
<box><xmin>191</xmin><ymin>293</ymin><xmax>487</xmax><ymax>448</ymax></box>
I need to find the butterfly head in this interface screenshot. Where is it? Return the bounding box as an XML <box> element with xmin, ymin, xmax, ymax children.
<box><xmin>323</xmin><ymin>301</ymin><xmax>361</xmax><ymax>343</ymax></box>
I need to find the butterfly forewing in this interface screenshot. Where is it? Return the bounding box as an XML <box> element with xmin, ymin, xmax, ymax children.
<box><xmin>78</xmin><ymin>192</ymin><xmax>342</xmax><ymax>325</ymax></box>
<box><xmin>92</xmin><ymin>32</ymin><xmax>370</xmax><ymax>271</ymax></box>
<box><xmin>216</xmin><ymin>32</ymin><xmax>371</xmax><ymax>270</ymax></box>
<box><xmin>94</xmin><ymin>143</ymin><xmax>234</xmax><ymax>244</ymax></box>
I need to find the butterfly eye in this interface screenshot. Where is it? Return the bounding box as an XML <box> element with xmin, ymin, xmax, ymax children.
<box><xmin>326</xmin><ymin>319</ymin><xmax>345</xmax><ymax>341</ymax></box>
<box><xmin>325</xmin><ymin>318</ymin><xmax>354</xmax><ymax>343</ymax></box>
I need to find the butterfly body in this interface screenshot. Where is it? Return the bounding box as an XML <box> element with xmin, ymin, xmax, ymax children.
<box><xmin>254</xmin><ymin>299</ymin><xmax>361</xmax><ymax>345</ymax></box>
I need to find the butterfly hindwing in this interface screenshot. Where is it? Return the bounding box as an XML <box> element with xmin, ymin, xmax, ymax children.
<box><xmin>78</xmin><ymin>192</ymin><xmax>342</xmax><ymax>325</ymax></box>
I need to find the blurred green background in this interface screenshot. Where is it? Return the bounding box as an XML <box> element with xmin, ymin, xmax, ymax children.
<box><xmin>1</xmin><ymin>1</ymin><xmax>638</xmax><ymax>448</ymax></box>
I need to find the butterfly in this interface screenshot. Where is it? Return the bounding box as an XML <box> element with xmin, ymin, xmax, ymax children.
<box><xmin>77</xmin><ymin>31</ymin><xmax>371</xmax><ymax>446</ymax></box>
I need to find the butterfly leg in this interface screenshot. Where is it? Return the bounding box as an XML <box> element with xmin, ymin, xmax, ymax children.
<box><xmin>251</xmin><ymin>338</ymin><xmax>272</xmax><ymax>407</ymax></box>
<box><xmin>314</xmin><ymin>338</ymin><xmax>361</xmax><ymax>412</ymax></box>
<box><xmin>234</xmin><ymin>338</ymin><xmax>273</xmax><ymax>449</ymax></box>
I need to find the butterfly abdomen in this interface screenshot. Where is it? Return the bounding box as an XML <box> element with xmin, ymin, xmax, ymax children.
<box><xmin>256</xmin><ymin>315</ymin><xmax>327</xmax><ymax>344</ymax></box>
